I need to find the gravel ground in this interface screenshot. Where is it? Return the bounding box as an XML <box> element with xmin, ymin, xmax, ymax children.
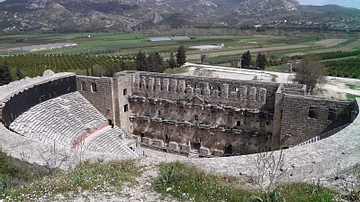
<box><xmin>39</xmin><ymin>146</ymin><xmax>187</xmax><ymax>202</ymax></box>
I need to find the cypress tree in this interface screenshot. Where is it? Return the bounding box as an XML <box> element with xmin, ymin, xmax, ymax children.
<box><xmin>256</xmin><ymin>53</ymin><xmax>267</xmax><ymax>70</ymax></box>
<box><xmin>136</xmin><ymin>50</ymin><xmax>148</xmax><ymax>71</ymax></box>
<box><xmin>176</xmin><ymin>45</ymin><xmax>186</xmax><ymax>67</ymax></box>
<box><xmin>168</xmin><ymin>52</ymin><xmax>177</xmax><ymax>69</ymax></box>
<box><xmin>241</xmin><ymin>51</ymin><xmax>252</xmax><ymax>68</ymax></box>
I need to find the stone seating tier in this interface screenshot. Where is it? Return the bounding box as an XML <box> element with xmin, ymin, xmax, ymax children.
<box><xmin>85</xmin><ymin>126</ymin><xmax>137</xmax><ymax>157</ymax></box>
<box><xmin>9</xmin><ymin>92</ymin><xmax>107</xmax><ymax>147</ymax></box>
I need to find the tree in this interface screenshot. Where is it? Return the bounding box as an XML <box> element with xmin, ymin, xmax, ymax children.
<box><xmin>135</xmin><ymin>50</ymin><xmax>148</xmax><ymax>71</ymax></box>
<box><xmin>15</xmin><ymin>64</ymin><xmax>26</xmax><ymax>80</ymax></box>
<box><xmin>294</xmin><ymin>55</ymin><xmax>327</xmax><ymax>94</ymax></box>
<box><xmin>0</xmin><ymin>59</ymin><xmax>12</xmax><ymax>86</ymax></box>
<box><xmin>92</xmin><ymin>64</ymin><xmax>104</xmax><ymax>77</ymax></box>
<box><xmin>176</xmin><ymin>45</ymin><xmax>186</xmax><ymax>67</ymax></box>
<box><xmin>104</xmin><ymin>65</ymin><xmax>119</xmax><ymax>77</ymax></box>
<box><xmin>256</xmin><ymin>53</ymin><xmax>267</xmax><ymax>70</ymax></box>
<box><xmin>241</xmin><ymin>50</ymin><xmax>252</xmax><ymax>68</ymax></box>
<box><xmin>200</xmin><ymin>54</ymin><xmax>208</xmax><ymax>64</ymax></box>
<box><xmin>168</xmin><ymin>52</ymin><xmax>177</xmax><ymax>69</ymax></box>
<box><xmin>147</xmin><ymin>52</ymin><xmax>165</xmax><ymax>72</ymax></box>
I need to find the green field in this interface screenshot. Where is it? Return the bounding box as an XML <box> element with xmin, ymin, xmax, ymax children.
<box><xmin>0</xmin><ymin>32</ymin><xmax>321</xmax><ymax>57</ymax></box>
<box><xmin>1</xmin><ymin>32</ymin><xmax>360</xmax><ymax>79</ymax></box>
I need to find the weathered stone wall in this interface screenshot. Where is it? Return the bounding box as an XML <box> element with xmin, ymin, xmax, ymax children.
<box><xmin>277</xmin><ymin>94</ymin><xmax>354</xmax><ymax>148</ymax></box>
<box><xmin>72</xmin><ymin>71</ymin><xmax>357</xmax><ymax>156</ymax></box>
<box><xmin>130</xmin><ymin>71</ymin><xmax>280</xmax><ymax>111</ymax></box>
<box><xmin>1</xmin><ymin>74</ymin><xmax>76</xmax><ymax>127</ymax></box>
<box><xmin>76</xmin><ymin>76</ymin><xmax>115</xmax><ymax>123</ymax></box>
<box><xmin>113</xmin><ymin>72</ymin><xmax>133</xmax><ymax>134</ymax></box>
<box><xmin>121</xmin><ymin>71</ymin><xmax>280</xmax><ymax>155</ymax></box>
<box><xmin>129</xmin><ymin>96</ymin><xmax>273</xmax><ymax>154</ymax></box>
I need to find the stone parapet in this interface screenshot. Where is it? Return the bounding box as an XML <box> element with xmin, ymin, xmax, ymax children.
<box><xmin>142</xmin><ymin>137</ymin><xmax>153</xmax><ymax>145</ymax></box>
<box><xmin>132</xmin><ymin>135</ymin><xmax>141</xmax><ymax>146</ymax></box>
<box><xmin>199</xmin><ymin>147</ymin><xmax>210</xmax><ymax>156</ymax></box>
<box><xmin>153</xmin><ymin>139</ymin><xmax>164</xmax><ymax>147</ymax></box>
<box><xmin>169</xmin><ymin>141</ymin><xmax>179</xmax><ymax>150</ymax></box>
<box><xmin>213</xmin><ymin>149</ymin><xmax>224</xmax><ymax>157</ymax></box>
<box><xmin>181</xmin><ymin>144</ymin><xmax>191</xmax><ymax>153</ymax></box>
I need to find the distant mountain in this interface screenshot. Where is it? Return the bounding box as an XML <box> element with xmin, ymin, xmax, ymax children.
<box><xmin>0</xmin><ymin>0</ymin><xmax>359</xmax><ymax>33</ymax></box>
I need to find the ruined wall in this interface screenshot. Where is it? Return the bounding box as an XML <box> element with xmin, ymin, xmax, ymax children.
<box><xmin>130</xmin><ymin>72</ymin><xmax>280</xmax><ymax>111</ymax></box>
<box><xmin>278</xmin><ymin>94</ymin><xmax>354</xmax><ymax>148</ymax></box>
<box><xmin>113</xmin><ymin>72</ymin><xmax>133</xmax><ymax>134</ymax></box>
<box><xmin>129</xmin><ymin>96</ymin><xmax>273</xmax><ymax>154</ymax></box>
<box><xmin>74</xmin><ymin>71</ymin><xmax>357</xmax><ymax>156</ymax></box>
<box><xmin>2</xmin><ymin>75</ymin><xmax>76</xmax><ymax>127</ymax></box>
<box><xmin>123</xmin><ymin>71</ymin><xmax>280</xmax><ymax>155</ymax></box>
<box><xmin>76</xmin><ymin>76</ymin><xmax>115</xmax><ymax>123</ymax></box>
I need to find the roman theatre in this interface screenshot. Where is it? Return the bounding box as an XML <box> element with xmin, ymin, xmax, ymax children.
<box><xmin>1</xmin><ymin>69</ymin><xmax>360</xmax><ymax>182</ymax></box>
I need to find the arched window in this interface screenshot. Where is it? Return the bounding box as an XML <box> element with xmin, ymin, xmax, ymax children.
<box><xmin>81</xmin><ymin>82</ymin><xmax>87</xmax><ymax>91</ymax></box>
<box><xmin>91</xmin><ymin>83</ymin><xmax>97</xmax><ymax>92</ymax></box>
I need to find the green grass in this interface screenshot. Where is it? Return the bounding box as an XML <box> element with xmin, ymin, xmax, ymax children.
<box><xmin>277</xmin><ymin>182</ymin><xmax>336</xmax><ymax>202</ymax></box>
<box><xmin>152</xmin><ymin>162</ymin><xmax>339</xmax><ymax>202</ymax></box>
<box><xmin>2</xmin><ymin>153</ymin><xmax>358</xmax><ymax>202</ymax></box>
<box><xmin>153</xmin><ymin>161</ymin><xmax>254</xmax><ymax>201</ymax></box>
<box><xmin>346</xmin><ymin>93</ymin><xmax>360</xmax><ymax>100</ymax></box>
<box><xmin>0</xmin><ymin>150</ymin><xmax>50</xmax><ymax>199</ymax></box>
<box><xmin>346</xmin><ymin>84</ymin><xmax>360</xmax><ymax>90</ymax></box>
<box><xmin>3</xmin><ymin>159</ymin><xmax>141</xmax><ymax>201</ymax></box>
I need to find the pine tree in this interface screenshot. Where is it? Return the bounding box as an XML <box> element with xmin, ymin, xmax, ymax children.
<box><xmin>256</xmin><ymin>53</ymin><xmax>267</xmax><ymax>70</ymax></box>
<box><xmin>241</xmin><ymin>51</ymin><xmax>252</xmax><ymax>68</ymax></box>
<box><xmin>176</xmin><ymin>45</ymin><xmax>186</xmax><ymax>67</ymax></box>
<box><xmin>0</xmin><ymin>59</ymin><xmax>12</xmax><ymax>86</ymax></box>
<box><xmin>168</xmin><ymin>52</ymin><xmax>177</xmax><ymax>69</ymax></box>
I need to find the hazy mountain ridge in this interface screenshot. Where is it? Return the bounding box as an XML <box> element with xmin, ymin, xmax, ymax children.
<box><xmin>0</xmin><ymin>0</ymin><xmax>359</xmax><ymax>33</ymax></box>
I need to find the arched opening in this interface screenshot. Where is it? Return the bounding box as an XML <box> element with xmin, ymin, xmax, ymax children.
<box><xmin>140</xmin><ymin>133</ymin><xmax>145</xmax><ymax>141</ymax></box>
<box><xmin>193</xmin><ymin>137</ymin><xmax>201</xmax><ymax>150</ymax></box>
<box><xmin>108</xmin><ymin>119</ymin><xmax>114</xmax><ymax>128</ymax></box>
<box><xmin>225</xmin><ymin>144</ymin><xmax>232</xmax><ymax>154</ymax></box>
<box><xmin>165</xmin><ymin>134</ymin><xmax>170</xmax><ymax>145</ymax></box>
<box><xmin>81</xmin><ymin>82</ymin><xmax>87</xmax><ymax>91</ymax></box>
<box><xmin>91</xmin><ymin>83</ymin><xmax>97</xmax><ymax>92</ymax></box>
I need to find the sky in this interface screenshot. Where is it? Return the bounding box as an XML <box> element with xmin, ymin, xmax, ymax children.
<box><xmin>297</xmin><ymin>0</ymin><xmax>360</xmax><ymax>9</ymax></box>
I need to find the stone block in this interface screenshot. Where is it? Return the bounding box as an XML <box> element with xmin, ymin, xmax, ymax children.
<box><xmin>181</xmin><ymin>144</ymin><xmax>191</xmax><ymax>152</ymax></box>
<box><xmin>142</xmin><ymin>137</ymin><xmax>153</xmax><ymax>145</ymax></box>
<box><xmin>213</xmin><ymin>149</ymin><xmax>224</xmax><ymax>157</ymax></box>
<box><xmin>153</xmin><ymin>139</ymin><xmax>164</xmax><ymax>147</ymax></box>
<box><xmin>132</xmin><ymin>135</ymin><xmax>141</xmax><ymax>146</ymax></box>
<box><xmin>168</xmin><ymin>141</ymin><xmax>179</xmax><ymax>150</ymax></box>
<box><xmin>199</xmin><ymin>147</ymin><xmax>210</xmax><ymax>156</ymax></box>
